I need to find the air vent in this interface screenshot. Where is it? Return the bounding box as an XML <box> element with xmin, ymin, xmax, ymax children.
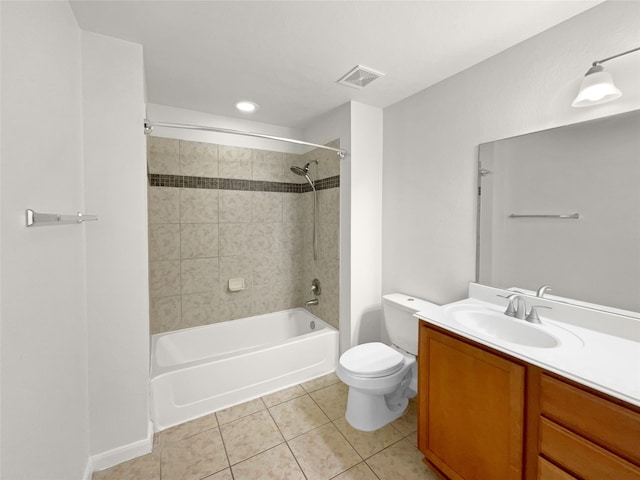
<box><xmin>337</xmin><ymin>65</ymin><xmax>385</xmax><ymax>89</ymax></box>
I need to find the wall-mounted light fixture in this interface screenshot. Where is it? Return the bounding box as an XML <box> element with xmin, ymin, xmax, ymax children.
<box><xmin>572</xmin><ymin>46</ymin><xmax>640</xmax><ymax>107</ymax></box>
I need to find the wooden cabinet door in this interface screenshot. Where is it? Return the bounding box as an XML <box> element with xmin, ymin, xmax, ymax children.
<box><xmin>418</xmin><ymin>324</ymin><xmax>525</xmax><ymax>480</ymax></box>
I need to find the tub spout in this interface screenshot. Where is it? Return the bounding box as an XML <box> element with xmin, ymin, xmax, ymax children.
<box><xmin>305</xmin><ymin>298</ymin><xmax>319</xmax><ymax>307</ymax></box>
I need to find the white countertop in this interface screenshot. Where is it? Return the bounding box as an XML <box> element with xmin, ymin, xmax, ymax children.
<box><xmin>414</xmin><ymin>284</ymin><xmax>640</xmax><ymax>407</ymax></box>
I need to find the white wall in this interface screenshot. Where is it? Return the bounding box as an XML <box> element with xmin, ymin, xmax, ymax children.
<box><xmin>383</xmin><ymin>1</ymin><xmax>640</xmax><ymax>305</ymax></box>
<box><xmin>303</xmin><ymin>102</ymin><xmax>383</xmax><ymax>352</ymax></box>
<box><xmin>146</xmin><ymin>103</ymin><xmax>304</xmax><ymax>153</ymax></box>
<box><xmin>82</xmin><ymin>32</ymin><xmax>150</xmax><ymax>465</ymax></box>
<box><xmin>0</xmin><ymin>2</ymin><xmax>90</xmax><ymax>478</ymax></box>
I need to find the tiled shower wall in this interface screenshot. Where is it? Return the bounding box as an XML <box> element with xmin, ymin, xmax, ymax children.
<box><xmin>147</xmin><ymin>137</ymin><xmax>340</xmax><ymax>334</ymax></box>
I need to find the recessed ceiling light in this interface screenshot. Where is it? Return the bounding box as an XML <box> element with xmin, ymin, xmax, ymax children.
<box><xmin>235</xmin><ymin>101</ymin><xmax>259</xmax><ymax>113</ymax></box>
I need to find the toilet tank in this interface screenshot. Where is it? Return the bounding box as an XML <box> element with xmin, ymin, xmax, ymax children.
<box><xmin>382</xmin><ymin>293</ymin><xmax>435</xmax><ymax>355</ymax></box>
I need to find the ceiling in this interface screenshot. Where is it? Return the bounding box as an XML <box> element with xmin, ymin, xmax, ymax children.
<box><xmin>70</xmin><ymin>1</ymin><xmax>602</xmax><ymax>128</ymax></box>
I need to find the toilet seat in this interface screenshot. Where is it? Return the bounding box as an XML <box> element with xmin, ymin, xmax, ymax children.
<box><xmin>339</xmin><ymin>342</ymin><xmax>405</xmax><ymax>378</ymax></box>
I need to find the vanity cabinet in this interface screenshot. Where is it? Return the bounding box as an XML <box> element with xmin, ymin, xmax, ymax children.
<box><xmin>418</xmin><ymin>321</ymin><xmax>640</xmax><ymax>480</ymax></box>
<box><xmin>534</xmin><ymin>372</ymin><xmax>640</xmax><ymax>480</ymax></box>
<box><xmin>417</xmin><ymin>323</ymin><xmax>525</xmax><ymax>480</ymax></box>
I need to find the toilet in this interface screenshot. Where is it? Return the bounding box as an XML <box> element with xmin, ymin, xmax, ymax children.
<box><xmin>337</xmin><ymin>293</ymin><xmax>433</xmax><ymax>431</ymax></box>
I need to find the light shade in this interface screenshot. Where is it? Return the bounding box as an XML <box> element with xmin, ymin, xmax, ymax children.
<box><xmin>572</xmin><ymin>66</ymin><xmax>622</xmax><ymax>108</ymax></box>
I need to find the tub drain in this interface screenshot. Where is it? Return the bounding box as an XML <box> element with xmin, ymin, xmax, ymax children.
<box><xmin>310</xmin><ymin>320</ymin><xmax>316</xmax><ymax>330</ymax></box>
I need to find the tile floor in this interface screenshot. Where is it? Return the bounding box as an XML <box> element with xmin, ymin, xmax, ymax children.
<box><xmin>92</xmin><ymin>373</ymin><xmax>441</xmax><ymax>480</ymax></box>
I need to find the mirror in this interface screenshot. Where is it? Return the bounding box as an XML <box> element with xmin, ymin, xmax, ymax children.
<box><xmin>477</xmin><ymin>110</ymin><xmax>640</xmax><ymax>314</ymax></box>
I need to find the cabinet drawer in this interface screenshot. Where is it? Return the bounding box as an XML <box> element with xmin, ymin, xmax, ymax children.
<box><xmin>540</xmin><ymin>374</ymin><xmax>640</xmax><ymax>464</ymax></box>
<box><xmin>537</xmin><ymin>457</ymin><xmax>577</xmax><ymax>480</ymax></box>
<box><xmin>539</xmin><ymin>417</ymin><xmax>640</xmax><ymax>480</ymax></box>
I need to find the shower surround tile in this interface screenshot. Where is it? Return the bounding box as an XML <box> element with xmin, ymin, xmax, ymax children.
<box><xmin>148</xmin><ymin>187</ymin><xmax>180</xmax><ymax>224</ymax></box>
<box><xmin>147</xmin><ymin>136</ymin><xmax>179</xmax><ymax>175</ymax></box>
<box><xmin>150</xmin><ymin>296</ymin><xmax>181</xmax><ymax>335</ymax></box>
<box><xmin>252</xmin><ymin>191</ymin><xmax>283</xmax><ymax>223</ymax></box>
<box><xmin>181</xmin><ymin>257</ymin><xmax>219</xmax><ymax>294</ymax></box>
<box><xmin>180</xmin><ymin>188</ymin><xmax>219</xmax><ymax>223</ymax></box>
<box><xmin>283</xmin><ymin>192</ymin><xmax>312</xmax><ymax>224</ymax></box>
<box><xmin>219</xmin><ymin>190</ymin><xmax>252</xmax><ymax>223</ymax></box>
<box><xmin>147</xmin><ymin>138</ymin><xmax>340</xmax><ymax>334</ymax></box>
<box><xmin>149</xmin><ymin>260</ymin><xmax>181</xmax><ymax>298</ymax></box>
<box><xmin>250</xmin><ymin>223</ymin><xmax>283</xmax><ymax>254</ymax></box>
<box><xmin>181</xmin><ymin>290</ymin><xmax>220</xmax><ymax>328</ymax></box>
<box><xmin>252</xmin><ymin>149</ymin><xmax>283</xmax><ymax>182</ymax></box>
<box><xmin>148</xmin><ymin>224</ymin><xmax>180</xmax><ymax>261</ymax></box>
<box><xmin>180</xmin><ymin>223</ymin><xmax>218</xmax><ymax>259</ymax></box>
<box><xmin>179</xmin><ymin>140</ymin><xmax>218</xmax><ymax>178</ymax></box>
<box><xmin>218</xmin><ymin>223</ymin><xmax>252</xmax><ymax>256</ymax></box>
<box><xmin>219</xmin><ymin>145</ymin><xmax>252</xmax><ymax>179</ymax></box>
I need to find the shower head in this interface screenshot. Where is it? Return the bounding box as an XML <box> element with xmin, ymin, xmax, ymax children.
<box><xmin>290</xmin><ymin>165</ymin><xmax>308</xmax><ymax>177</ymax></box>
<box><xmin>290</xmin><ymin>159</ymin><xmax>318</xmax><ymax>177</ymax></box>
<box><xmin>290</xmin><ymin>162</ymin><xmax>316</xmax><ymax>190</ymax></box>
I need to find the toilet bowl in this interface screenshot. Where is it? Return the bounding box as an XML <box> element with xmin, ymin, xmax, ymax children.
<box><xmin>337</xmin><ymin>293</ymin><xmax>434</xmax><ymax>431</ymax></box>
<box><xmin>337</xmin><ymin>342</ymin><xmax>416</xmax><ymax>431</ymax></box>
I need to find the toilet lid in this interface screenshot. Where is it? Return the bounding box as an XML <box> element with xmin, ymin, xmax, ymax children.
<box><xmin>340</xmin><ymin>342</ymin><xmax>405</xmax><ymax>377</ymax></box>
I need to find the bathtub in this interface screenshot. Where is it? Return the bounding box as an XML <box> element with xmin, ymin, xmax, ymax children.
<box><xmin>150</xmin><ymin>308</ymin><xmax>339</xmax><ymax>431</ymax></box>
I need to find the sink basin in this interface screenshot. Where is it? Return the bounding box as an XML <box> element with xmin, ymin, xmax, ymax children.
<box><xmin>441</xmin><ymin>303</ymin><xmax>583</xmax><ymax>349</ymax></box>
<box><xmin>451</xmin><ymin>309</ymin><xmax>559</xmax><ymax>348</ymax></box>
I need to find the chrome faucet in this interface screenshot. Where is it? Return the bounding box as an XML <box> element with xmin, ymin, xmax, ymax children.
<box><xmin>510</xmin><ymin>294</ymin><xmax>527</xmax><ymax>320</ymax></box>
<box><xmin>305</xmin><ymin>298</ymin><xmax>319</xmax><ymax>307</ymax></box>
<box><xmin>499</xmin><ymin>293</ymin><xmax>552</xmax><ymax>323</ymax></box>
<box><xmin>525</xmin><ymin>305</ymin><xmax>551</xmax><ymax>324</ymax></box>
<box><xmin>536</xmin><ymin>285</ymin><xmax>552</xmax><ymax>298</ymax></box>
<box><xmin>499</xmin><ymin>294</ymin><xmax>527</xmax><ymax>319</ymax></box>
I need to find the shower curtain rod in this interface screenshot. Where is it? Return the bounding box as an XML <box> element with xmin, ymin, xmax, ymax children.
<box><xmin>144</xmin><ymin>120</ymin><xmax>347</xmax><ymax>159</ymax></box>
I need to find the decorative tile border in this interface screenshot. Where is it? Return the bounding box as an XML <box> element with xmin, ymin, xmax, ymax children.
<box><xmin>148</xmin><ymin>173</ymin><xmax>340</xmax><ymax>192</ymax></box>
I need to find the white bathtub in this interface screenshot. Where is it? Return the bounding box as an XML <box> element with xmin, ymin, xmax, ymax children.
<box><xmin>150</xmin><ymin>308</ymin><xmax>339</xmax><ymax>431</ymax></box>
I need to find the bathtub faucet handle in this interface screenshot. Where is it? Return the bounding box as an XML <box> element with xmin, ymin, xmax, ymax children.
<box><xmin>310</xmin><ymin>278</ymin><xmax>321</xmax><ymax>296</ymax></box>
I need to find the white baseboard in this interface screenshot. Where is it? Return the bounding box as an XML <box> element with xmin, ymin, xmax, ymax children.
<box><xmin>85</xmin><ymin>421</ymin><xmax>154</xmax><ymax>476</ymax></box>
<box><xmin>82</xmin><ymin>458</ymin><xmax>94</xmax><ymax>480</ymax></box>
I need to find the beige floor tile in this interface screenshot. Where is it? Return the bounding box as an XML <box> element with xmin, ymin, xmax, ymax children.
<box><xmin>159</xmin><ymin>413</ymin><xmax>218</xmax><ymax>444</ymax></box>
<box><xmin>331</xmin><ymin>462</ymin><xmax>379</xmax><ymax>480</ymax></box>
<box><xmin>366</xmin><ymin>438</ymin><xmax>439</xmax><ymax>480</ymax></box>
<box><xmin>216</xmin><ymin>397</ymin><xmax>266</xmax><ymax>425</ymax></box>
<box><xmin>231</xmin><ymin>443</ymin><xmax>306</xmax><ymax>480</ymax></box>
<box><xmin>261</xmin><ymin>384</ymin><xmax>307</xmax><ymax>407</ymax></box>
<box><xmin>300</xmin><ymin>372</ymin><xmax>340</xmax><ymax>393</ymax></box>
<box><xmin>288</xmin><ymin>423</ymin><xmax>361</xmax><ymax>480</ymax></box>
<box><xmin>406</xmin><ymin>429</ymin><xmax>419</xmax><ymax>446</ymax></box>
<box><xmin>309</xmin><ymin>382</ymin><xmax>348</xmax><ymax>420</ymax></box>
<box><xmin>161</xmin><ymin>428</ymin><xmax>228</xmax><ymax>480</ymax></box>
<box><xmin>391</xmin><ymin>398</ymin><xmax>418</xmax><ymax>436</ymax></box>
<box><xmin>220</xmin><ymin>409</ymin><xmax>284</xmax><ymax>465</ymax></box>
<box><xmin>269</xmin><ymin>394</ymin><xmax>330</xmax><ymax>440</ymax></box>
<box><xmin>92</xmin><ymin>453</ymin><xmax>159</xmax><ymax>480</ymax></box>
<box><xmin>203</xmin><ymin>469</ymin><xmax>233</xmax><ymax>480</ymax></box>
<box><xmin>333</xmin><ymin>417</ymin><xmax>404</xmax><ymax>459</ymax></box>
